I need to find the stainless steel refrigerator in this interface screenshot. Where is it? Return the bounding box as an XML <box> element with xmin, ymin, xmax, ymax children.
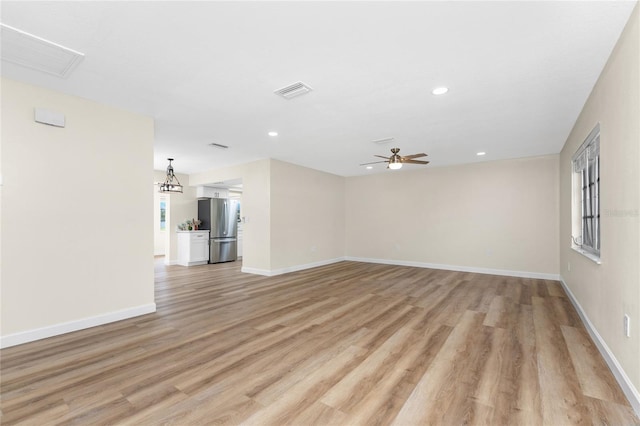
<box><xmin>198</xmin><ymin>198</ymin><xmax>239</xmax><ymax>263</ymax></box>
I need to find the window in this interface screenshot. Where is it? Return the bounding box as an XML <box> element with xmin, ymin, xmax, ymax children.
<box><xmin>572</xmin><ymin>124</ymin><xmax>600</xmax><ymax>260</ymax></box>
<box><xmin>160</xmin><ymin>199</ymin><xmax>166</xmax><ymax>231</ymax></box>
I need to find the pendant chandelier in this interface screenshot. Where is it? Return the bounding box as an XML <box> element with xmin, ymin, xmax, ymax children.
<box><xmin>158</xmin><ymin>158</ymin><xmax>183</xmax><ymax>193</ymax></box>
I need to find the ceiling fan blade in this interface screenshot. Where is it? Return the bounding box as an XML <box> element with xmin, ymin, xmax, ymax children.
<box><xmin>402</xmin><ymin>153</ymin><xmax>428</xmax><ymax>159</ymax></box>
<box><xmin>359</xmin><ymin>160</ymin><xmax>388</xmax><ymax>166</ymax></box>
<box><xmin>402</xmin><ymin>159</ymin><xmax>430</xmax><ymax>164</ymax></box>
<box><xmin>374</xmin><ymin>155</ymin><xmax>390</xmax><ymax>160</ymax></box>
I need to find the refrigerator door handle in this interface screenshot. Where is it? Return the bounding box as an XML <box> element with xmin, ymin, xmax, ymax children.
<box><xmin>222</xmin><ymin>201</ymin><xmax>227</xmax><ymax>235</ymax></box>
<box><xmin>212</xmin><ymin>238</ymin><xmax>237</xmax><ymax>243</ymax></box>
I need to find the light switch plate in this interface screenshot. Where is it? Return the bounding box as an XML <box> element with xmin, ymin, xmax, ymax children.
<box><xmin>624</xmin><ymin>314</ymin><xmax>630</xmax><ymax>338</ymax></box>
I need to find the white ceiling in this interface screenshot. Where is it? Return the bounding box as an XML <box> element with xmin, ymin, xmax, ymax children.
<box><xmin>1</xmin><ymin>1</ymin><xmax>636</xmax><ymax>177</ymax></box>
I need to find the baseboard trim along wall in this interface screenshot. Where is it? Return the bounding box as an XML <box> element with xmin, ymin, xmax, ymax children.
<box><xmin>345</xmin><ymin>256</ymin><xmax>561</xmax><ymax>280</ymax></box>
<box><xmin>269</xmin><ymin>258</ymin><xmax>347</xmax><ymax>276</ymax></box>
<box><xmin>240</xmin><ymin>266</ymin><xmax>272</xmax><ymax>276</ymax></box>
<box><xmin>242</xmin><ymin>256</ymin><xmax>560</xmax><ymax>280</ymax></box>
<box><xmin>560</xmin><ymin>277</ymin><xmax>640</xmax><ymax>417</ymax></box>
<box><xmin>0</xmin><ymin>303</ymin><xmax>157</xmax><ymax>349</ymax></box>
<box><xmin>242</xmin><ymin>257</ymin><xmax>346</xmax><ymax>277</ymax></box>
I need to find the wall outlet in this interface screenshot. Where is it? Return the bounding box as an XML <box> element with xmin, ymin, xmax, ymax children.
<box><xmin>567</xmin><ymin>262</ymin><xmax>571</xmax><ymax>272</ymax></box>
<box><xmin>310</xmin><ymin>245</ymin><xmax>317</xmax><ymax>252</ymax></box>
<box><xmin>624</xmin><ymin>314</ymin><xmax>630</xmax><ymax>338</ymax></box>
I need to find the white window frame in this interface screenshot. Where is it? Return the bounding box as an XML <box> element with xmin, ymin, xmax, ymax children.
<box><xmin>571</xmin><ymin>124</ymin><xmax>601</xmax><ymax>263</ymax></box>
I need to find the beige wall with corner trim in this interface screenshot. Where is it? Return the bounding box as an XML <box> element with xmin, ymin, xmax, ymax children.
<box><xmin>559</xmin><ymin>3</ymin><xmax>640</xmax><ymax>399</ymax></box>
<box><xmin>270</xmin><ymin>159</ymin><xmax>345</xmax><ymax>271</ymax></box>
<box><xmin>0</xmin><ymin>78</ymin><xmax>155</xmax><ymax>342</ymax></box>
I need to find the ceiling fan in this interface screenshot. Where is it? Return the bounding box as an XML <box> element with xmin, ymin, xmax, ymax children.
<box><xmin>360</xmin><ymin>148</ymin><xmax>429</xmax><ymax>170</ymax></box>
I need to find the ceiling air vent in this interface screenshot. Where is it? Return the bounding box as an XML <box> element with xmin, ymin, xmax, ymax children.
<box><xmin>372</xmin><ymin>137</ymin><xmax>394</xmax><ymax>145</ymax></box>
<box><xmin>0</xmin><ymin>23</ymin><xmax>85</xmax><ymax>78</ymax></box>
<box><xmin>274</xmin><ymin>81</ymin><xmax>313</xmax><ymax>99</ymax></box>
<box><xmin>209</xmin><ymin>143</ymin><xmax>229</xmax><ymax>149</ymax></box>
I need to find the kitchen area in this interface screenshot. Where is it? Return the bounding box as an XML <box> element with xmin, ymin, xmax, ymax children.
<box><xmin>155</xmin><ymin>176</ymin><xmax>244</xmax><ymax>267</ymax></box>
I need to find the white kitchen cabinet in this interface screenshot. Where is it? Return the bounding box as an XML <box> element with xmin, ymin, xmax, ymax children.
<box><xmin>177</xmin><ymin>231</ymin><xmax>210</xmax><ymax>266</ymax></box>
<box><xmin>196</xmin><ymin>186</ymin><xmax>229</xmax><ymax>198</ymax></box>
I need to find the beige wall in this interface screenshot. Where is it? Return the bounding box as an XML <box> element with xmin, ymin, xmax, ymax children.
<box><xmin>559</xmin><ymin>3</ymin><xmax>640</xmax><ymax>397</ymax></box>
<box><xmin>270</xmin><ymin>160</ymin><xmax>345</xmax><ymax>271</ymax></box>
<box><xmin>0</xmin><ymin>78</ymin><xmax>155</xmax><ymax>339</ymax></box>
<box><xmin>190</xmin><ymin>159</ymin><xmax>271</xmax><ymax>272</ymax></box>
<box><xmin>346</xmin><ymin>155</ymin><xmax>560</xmax><ymax>276</ymax></box>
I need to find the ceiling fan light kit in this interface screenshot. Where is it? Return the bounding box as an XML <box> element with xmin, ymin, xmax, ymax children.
<box><xmin>389</xmin><ymin>158</ymin><xmax>403</xmax><ymax>169</ymax></box>
<box><xmin>360</xmin><ymin>147</ymin><xmax>429</xmax><ymax>170</ymax></box>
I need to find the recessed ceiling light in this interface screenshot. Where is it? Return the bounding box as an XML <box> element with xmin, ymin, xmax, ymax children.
<box><xmin>477</xmin><ymin>152</ymin><xmax>486</xmax><ymax>156</ymax></box>
<box><xmin>268</xmin><ymin>131</ymin><xmax>278</xmax><ymax>137</ymax></box>
<box><xmin>366</xmin><ymin>166</ymin><xmax>373</xmax><ymax>170</ymax></box>
<box><xmin>432</xmin><ymin>87</ymin><xmax>449</xmax><ymax>95</ymax></box>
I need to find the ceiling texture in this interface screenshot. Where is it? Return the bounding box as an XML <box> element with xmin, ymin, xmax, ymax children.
<box><xmin>1</xmin><ymin>1</ymin><xmax>636</xmax><ymax>177</ymax></box>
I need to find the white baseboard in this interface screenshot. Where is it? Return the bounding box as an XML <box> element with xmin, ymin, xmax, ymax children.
<box><xmin>241</xmin><ymin>256</ymin><xmax>558</xmax><ymax>280</ymax></box>
<box><xmin>242</xmin><ymin>257</ymin><xmax>346</xmax><ymax>277</ymax></box>
<box><xmin>164</xmin><ymin>258</ymin><xmax>178</xmax><ymax>266</ymax></box>
<box><xmin>345</xmin><ymin>256</ymin><xmax>560</xmax><ymax>280</ymax></box>
<box><xmin>0</xmin><ymin>303</ymin><xmax>157</xmax><ymax>349</ymax></box>
<box><xmin>559</xmin><ymin>276</ymin><xmax>640</xmax><ymax>417</ymax></box>
<box><xmin>241</xmin><ymin>266</ymin><xmax>272</xmax><ymax>276</ymax></box>
<box><xmin>269</xmin><ymin>257</ymin><xmax>346</xmax><ymax>276</ymax></box>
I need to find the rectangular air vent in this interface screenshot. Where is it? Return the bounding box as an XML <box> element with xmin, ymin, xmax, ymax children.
<box><xmin>372</xmin><ymin>137</ymin><xmax>394</xmax><ymax>145</ymax></box>
<box><xmin>0</xmin><ymin>24</ymin><xmax>84</xmax><ymax>78</ymax></box>
<box><xmin>34</xmin><ymin>108</ymin><xmax>65</xmax><ymax>127</ymax></box>
<box><xmin>209</xmin><ymin>143</ymin><xmax>229</xmax><ymax>149</ymax></box>
<box><xmin>274</xmin><ymin>81</ymin><xmax>313</xmax><ymax>99</ymax></box>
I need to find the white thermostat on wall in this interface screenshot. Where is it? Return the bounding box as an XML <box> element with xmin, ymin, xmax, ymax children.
<box><xmin>34</xmin><ymin>108</ymin><xmax>65</xmax><ymax>127</ymax></box>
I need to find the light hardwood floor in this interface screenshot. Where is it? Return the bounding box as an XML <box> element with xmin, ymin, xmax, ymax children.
<box><xmin>1</xmin><ymin>259</ymin><xmax>638</xmax><ymax>425</ymax></box>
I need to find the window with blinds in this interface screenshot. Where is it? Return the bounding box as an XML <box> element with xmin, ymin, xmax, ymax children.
<box><xmin>572</xmin><ymin>124</ymin><xmax>600</xmax><ymax>259</ymax></box>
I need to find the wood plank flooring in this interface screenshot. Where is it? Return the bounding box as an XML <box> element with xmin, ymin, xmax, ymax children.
<box><xmin>1</xmin><ymin>259</ymin><xmax>638</xmax><ymax>425</ymax></box>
